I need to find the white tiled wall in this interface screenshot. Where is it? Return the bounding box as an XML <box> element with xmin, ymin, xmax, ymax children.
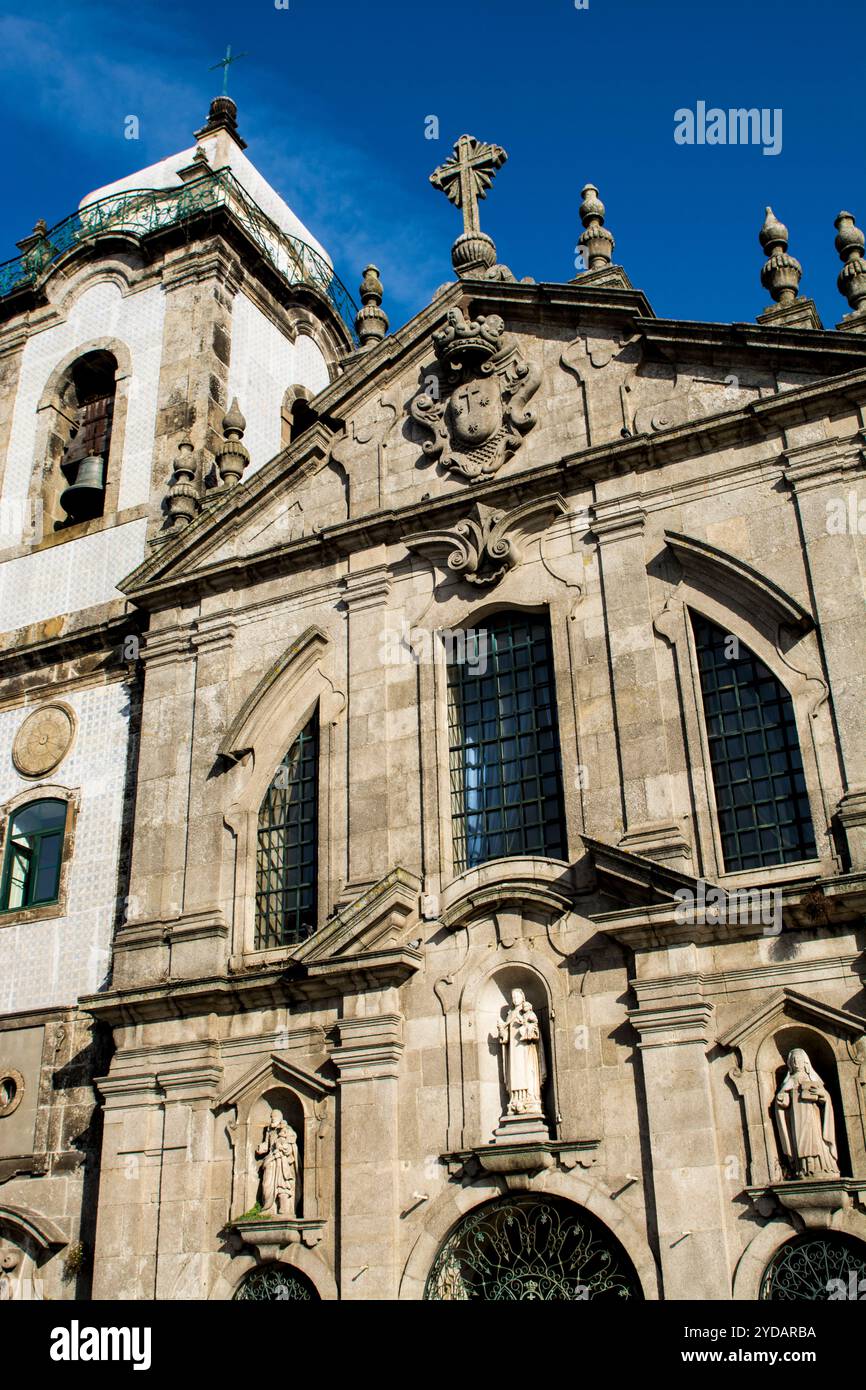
<box><xmin>0</xmin><ymin>517</ymin><xmax>147</xmax><ymax>631</ymax></box>
<box><xmin>227</xmin><ymin>291</ymin><xmax>330</xmax><ymax>478</ymax></box>
<box><xmin>0</xmin><ymin>682</ymin><xmax>132</xmax><ymax>1013</ymax></box>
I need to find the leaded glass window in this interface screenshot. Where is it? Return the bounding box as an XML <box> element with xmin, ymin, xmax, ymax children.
<box><xmin>0</xmin><ymin>799</ymin><xmax>67</xmax><ymax>911</ymax></box>
<box><xmin>255</xmin><ymin>714</ymin><xmax>318</xmax><ymax>949</ymax></box>
<box><xmin>692</xmin><ymin>615</ymin><xmax>816</xmax><ymax>872</ymax></box>
<box><xmin>760</xmin><ymin>1234</ymin><xmax>866</xmax><ymax>1300</ymax></box>
<box><xmin>425</xmin><ymin>1195</ymin><xmax>642</xmax><ymax>1301</ymax></box>
<box><xmin>447</xmin><ymin>612</ymin><xmax>566</xmax><ymax>873</ymax></box>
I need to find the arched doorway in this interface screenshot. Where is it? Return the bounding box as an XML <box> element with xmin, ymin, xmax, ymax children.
<box><xmin>760</xmin><ymin>1233</ymin><xmax>866</xmax><ymax>1300</ymax></box>
<box><xmin>233</xmin><ymin>1264</ymin><xmax>320</xmax><ymax>1301</ymax></box>
<box><xmin>424</xmin><ymin>1194</ymin><xmax>642</xmax><ymax>1301</ymax></box>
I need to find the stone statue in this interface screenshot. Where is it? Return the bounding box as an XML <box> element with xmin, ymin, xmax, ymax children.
<box><xmin>496</xmin><ymin>988</ymin><xmax>547</xmax><ymax>1115</ymax></box>
<box><xmin>255</xmin><ymin>1110</ymin><xmax>299</xmax><ymax>1216</ymax></box>
<box><xmin>774</xmin><ymin>1047</ymin><xmax>839</xmax><ymax>1179</ymax></box>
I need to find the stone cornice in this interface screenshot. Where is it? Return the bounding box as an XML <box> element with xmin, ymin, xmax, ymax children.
<box><xmin>628</xmin><ymin>1000</ymin><xmax>715</xmax><ymax>1048</ymax></box>
<box><xmin>331</xmin><ymin>1012</ymin><xmax>404</xmax><ymax>1081</ymax></box>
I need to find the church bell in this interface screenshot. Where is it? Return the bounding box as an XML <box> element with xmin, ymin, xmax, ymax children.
<box><xmin>59</xmin><ymin>454</ymin><xmax>106</xmax><ymax>522</ymax></box>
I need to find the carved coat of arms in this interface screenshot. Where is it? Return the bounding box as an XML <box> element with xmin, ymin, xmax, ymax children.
<box><xmin>410</xmin><ymin>308</ymin><xmax>540</xmax><ymax>482</ymax></box>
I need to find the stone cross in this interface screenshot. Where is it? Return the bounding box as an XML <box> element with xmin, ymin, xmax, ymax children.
<box><xmin>429</xmin><ymin>134</ymin><xmax>507</xmax><ymax>237</ymax></box>
<box><xmin>209</xmin><ymin>44</ymin><xmax>248</xmax><ymax>97</ymax></box>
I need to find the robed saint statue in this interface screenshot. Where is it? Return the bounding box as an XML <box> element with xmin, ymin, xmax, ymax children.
<box><xmin>496</xmin><ymin>988</ymin><xmax>547</xmax><ymax>1115</ymax></box>
<box><xmin>773</xmin><ymin>1047</ymin><xmax>839</xmax><ymax>1179</ymax></box>
<box><xmin>256</xmin><ymin>1110</ymin><xmax>299</xmax><ymax>1216</ymax></box>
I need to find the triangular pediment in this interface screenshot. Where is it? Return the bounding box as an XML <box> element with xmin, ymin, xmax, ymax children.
<box><xmin>215</xmin><ymin>1051</ymin><xmax>334</xmax><ymax>1111</ymax></box>
<box><xmin>119</xmin><ymin>274</ymin><xmax>866</xmax><ymax>611</ymax></box>
<box><xmin>294</xmin><ymin>867</ymin><xmax>423</xmax><ymax>967</ymax></box>
<box><xmin>721</xmin><ymin>988</ymin><xmax>866</xmax><ymax>1051</ymax></box>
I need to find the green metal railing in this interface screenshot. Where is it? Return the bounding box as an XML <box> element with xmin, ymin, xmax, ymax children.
<box><xmin>0</xmin><ymin>167</ymin><xmax>358</xmax><ymax>341</ymax></box>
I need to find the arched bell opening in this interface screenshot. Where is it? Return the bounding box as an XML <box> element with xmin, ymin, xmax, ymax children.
<box><xmin>52</xmin><ymin>349</ymin><xmax>117</xmax><ymax>527</ymax></box>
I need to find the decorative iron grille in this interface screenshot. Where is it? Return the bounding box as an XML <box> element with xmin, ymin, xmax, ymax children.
<box><xmin>760</xmin><ymin>1234</ymin><xmax>866</xmax><ymax>1300</ymax></box>
<box><xmin>425</xmin><ymin>1195</ymin><xmax>641</xmax><ymax>1301</ymax></box>
<box><xmin>447</xmin><ymin>612</ymin><xmax>566</xmax><ymax>872</ymax></box>
<box><xmin>0</xmin><ymin>169</ymin><xmax>358</xmax><ymax>341</ymax></box>
<box><xmin>692</xmin><ymin>614</ymin><xmax>816</xmax><ymax>871</ymax></box>
<box><xmin>234</xmin><ymin>1266</ymin><xmax>317</xmax><ymax>1300</ymax></box>
<box><xmin>255</xmin><ymin>714</ymin><xmax>319</xmax><ymax>949</ymax></box>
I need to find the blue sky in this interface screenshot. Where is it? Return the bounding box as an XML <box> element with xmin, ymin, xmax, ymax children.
<box><xmin>1</xmin><ymin>0</ymin><xmax>863</xmax><ymax>332</ymax></box>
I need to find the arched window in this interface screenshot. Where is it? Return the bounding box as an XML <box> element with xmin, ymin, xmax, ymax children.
<box><xmin>692</xmin><ymin>614</ymin><xmax>817</xmax><ymax>871</ymax></box>
<box><xmin>254</xmin><ymin>713</ymin><xmax>318</xmax><ymax>949</ymax></box>
<box><xmin>280</xmin><ymin>386</ymin><xmax>315</xmax><ymax>450</ymax></box>
<box><xmin>447</xmin><ymin>612</ymin><xmax>566</xmax><ymax>873</ymax></box>
<box><xmin>233</xmin><ymin>1264</ymin><xmax>319</xmax><ymax>1301</ymax></box>
<box><xmin>760</xmin><ymin>1233</ymin><xmax>866</xmax><ymax>1300</ymax></box>
<box><xmin>0</xmin><ymin>799</ymin><xmax>67</xmax><ymax>911</ymax></box>
<box><xmin>53</xmin><ymin>350</ymin><xmax>117</xmax><ymax>527</ymax></box>
<box><xmin>425</xmin><ymin>1195</ymin><xmax>642</xmax><ymax>1301</ymax></box>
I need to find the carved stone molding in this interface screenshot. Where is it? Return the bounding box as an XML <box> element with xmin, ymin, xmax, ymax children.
<box><xmin>228</xmin><ymin>1215</ymin><xmax>326</xmax><ymax>1259</ymax></box>
<box><xmin>442</xmin><ymin>1138</ymin><xmax>600</xmax><ymax>1189</ymax></box>
<box><xmin>404</xmin><ymin>495</ymin><xmax>568</xmax><ymax>588</ymax></box>
<box><xmin>410</xmin><ymin>307</ymin><xmax>540</xmax><ymax>481</ymax></box>
<box><xmin>745</xmin><ymin>1179</ymin><xmax>866</xmax><ymax>1229</ymax></box>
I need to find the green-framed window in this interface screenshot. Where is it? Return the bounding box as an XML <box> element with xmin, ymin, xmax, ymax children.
<box><xmin>692</xmin><ymin>614</ymin><xmax>817</xmax><ymax>871</ymax></box>
<box><xmin>447</xmin><ymin>612</ymin><xmax>567</xmax><ymax>873</ymax></box>
<box><xmin>0</xmin><ymin>799</ymin><xmax>67</xmax><ymax>911</ymax></box>
<box><xmin>255</xmin><ymin>713</ymin><xmax>318</xmax><ymax>949</ymax></box>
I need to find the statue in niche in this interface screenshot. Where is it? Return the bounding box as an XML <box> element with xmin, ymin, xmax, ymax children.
<box><xmin>773</xmin><ymin>1048</ymin><xmax>840</xmax><ymax>1179</ymax></box>
<box><xmin>495</xmin><ymin>988</ymin><xmax>547</xmax><ymax>1115</ymax></box>
<box><xmin>255</xmin><ymin>1109</ymin><xmax>299</xmax><ymax>1216</ymax></box>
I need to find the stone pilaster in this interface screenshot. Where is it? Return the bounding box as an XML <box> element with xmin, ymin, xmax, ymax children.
<box><xmin>629</xmin><ymin>962</ymin><xmax>733</xmax><ymax>1300</ymax></box>
<box><xmin>339</xmin><ymin>564</ymin><xmax>392</xmax><ymax>894</ymax></box>
<box><xmin>91</xmin><ymin>1071</ymin><xmax>165</xmax><ymax>1300</ymax></box>
<box><xmin>149</xmin><ymin>242</ymin><xmax>241</xmax><ymax>537</ymax></box>
<box><xmin>785</xmin><ymin>442</ymin><xmax>866</xmax><ymax>866</ymax></box>
<box><xmin>152</xmin><ymin>1055</ymin><xmax>223</xmax><ymax>1301</ymax></box>
<box><xmin>332</xmin><ymin>1010</ymin><xmax>403</xmax><ymax>1300</ymax></box>
<box><xmin>166</xmin><ymin>615</ymin><xmax>238</xmax><ymax>977</ymax></box>
<box><xmin>112</xmin><ymin>619</ymin><xmax>197</xmax><ymax>986</ymax></box>
<box><xmin>592</xmin><ymin>496</ymin><xmax>692</xmax><ymax>870</ymax></box>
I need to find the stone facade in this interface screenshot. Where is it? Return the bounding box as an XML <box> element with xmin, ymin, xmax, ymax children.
<box><xmin>0</xmin><ymin>111</ymin><xmax>865</xmax><ymax>1302</ymax></box>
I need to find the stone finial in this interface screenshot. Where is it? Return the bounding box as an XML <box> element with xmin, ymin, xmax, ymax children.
<box><xmin>194</xmin><ymin>94</ymin><xmax>247</xmax><ymax>150</ymax></box>
<box><xmin>578</xmin><ymin>184</ymin><xmax>615</xmax><ymax>271</ymax></box>
<box><xmin>759</xmin><ymin>207</ymin><xmax>802</xmax><ymax>305</ymax></box>
<box><xmin>167</xmin><ymin>434</ymin><xmax>199</xmax><ymax>528</ymax></box>
<box><xmin>216</xmin><ymin>399</ymin><xmax>250</xmax><ymax>486</ymax></box>
<box><xmin>355</xmin><ymin>264</ymin><xmax>389</xmax><ymax>348</ymax></box>
<box><xmin>834</xmin><ymin>211</ymin><xmax>866</xmax><ymax>314</ymax></box>
<box><xmin>32</xmin><ymin>219</ymin><xmax>47</xmax><ymax>238</ymax></box>
<box><xmin>429</xmin><ymin>134</ymin><xmax>507</xmax><ymax>278</ymax></box>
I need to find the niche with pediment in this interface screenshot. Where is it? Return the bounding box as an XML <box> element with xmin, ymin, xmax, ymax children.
<box><xmin>216</xmin><ymin>1052</ymin><xmax>334</xmax><ymax>1232</ymax></box>
<box><xmin>723</xmin><ymin>990</ymin><xmax>866</xmax><ymax>1192</ymax></box>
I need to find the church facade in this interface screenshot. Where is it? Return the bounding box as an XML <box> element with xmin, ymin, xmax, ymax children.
<box><xmin>0</xmin><ymin>98</ymin><xmax>865</xmax><ymax>1303</ymax></box>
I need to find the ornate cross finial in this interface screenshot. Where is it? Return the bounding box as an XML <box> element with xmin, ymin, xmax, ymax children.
<box><xmin>209</xmin><ymin>44</ymin><xmax>248</xmax><ymax>97</ymax></box>
<box><xmin>429</xmin><ymin>134</ymin><xmax>507</xmax><ymax>277</ymax></box>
